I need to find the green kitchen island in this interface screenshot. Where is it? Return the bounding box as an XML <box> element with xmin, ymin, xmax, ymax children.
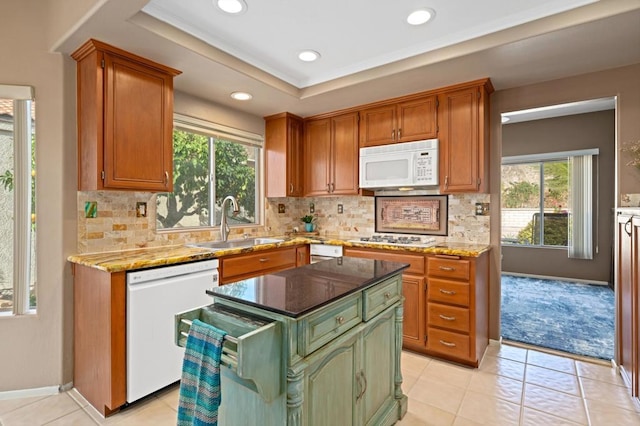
<box><xmin>176</xmin><ymin>256</ymin><xmax>409</xmax><ymax>425</ymax></box>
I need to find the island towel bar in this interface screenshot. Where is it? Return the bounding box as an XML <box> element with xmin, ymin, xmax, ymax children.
<box><xmin>180</xmin><ymin>318</ymin><xmax>239</xmax><ymax>344</ymax></box>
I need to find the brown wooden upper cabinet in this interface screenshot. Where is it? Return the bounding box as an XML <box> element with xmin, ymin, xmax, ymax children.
<box><xmin>359</xmin><ymin>96</ymin><xmax>437</xmax><ymax>147</ymax></box>
<box><xmin>304</xmin><ymin>112</ymin><xmax>359</xmax><ymax>196</ymax></box>
<box><xmin>265</xmin><ymin>112</ymin><xmax>304</xmax><ymax>197</ymax></box>
<box><xmin>437</xmin><ymin>79</ymin><xmax>493</xmax><ymax>194</ymax></box>
<box><xmin>72</xmin><ymin>39</ymin><xmax>181</xmax><ymax>192</ymax></box>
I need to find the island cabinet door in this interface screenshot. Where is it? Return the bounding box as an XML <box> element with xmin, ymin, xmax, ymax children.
<box><xmin>303</xmin><ymin>334</ymin><xmax>359</xmax><ymax>425</ymax></box>
<box><xmin>360</xmin><ymin>309</ymin><xmax>396</xmax><ymax>426</ymax></box>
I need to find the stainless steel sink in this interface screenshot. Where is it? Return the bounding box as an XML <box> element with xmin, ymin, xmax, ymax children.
<box><xmin>188</xmin><ymin>237</ymin><xmax>285</xmax><ymax>251</ymax></box>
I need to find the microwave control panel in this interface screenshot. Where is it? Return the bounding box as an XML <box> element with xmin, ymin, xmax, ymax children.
<box><xmin>414</xmin><ymin>150</ymin><xmax>438</xmax><ymax>185</ymax></box>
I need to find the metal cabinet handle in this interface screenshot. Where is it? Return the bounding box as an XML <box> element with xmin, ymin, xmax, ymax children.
<box><xmin>330</xmin><ymin>183</ymin><xmax>335</xmax><ymax>193</ymax></box>
<box><xmin>444</xmin><ymin>175</ymin><xmax>449</xmax><ymax>189</ymax></box>
<box><xmin>361</xmin><ymin>371</ymin><xmax>367</xmax><ymax>397</ymax></box>
<box><xmin>384</xmin><ymin>292</ymin><xmax>391</xmax><ymax>300</ymax></box>
<box><xmin>439</xmin><ymin>289</ymin><xmax>456</xmax><ymax>295</ymax></box>
<box><xmin>355</xmin><ymin>372</ymin><xmax>363</xmax><ymax>400</ymax></box>
<box><xmin>398</xmin><ymin>128</ymin><xmax>402</xmax><ymax>139</ymax></box>
<box><xmin>259</xmin><ymin>258</ymin><xmax>269</xmax><ymax>263</ymax></box>
<box><xmin>439</xmin><ymin>340</ymin><xmax>456</xmax><ymax>347</ymax></box>
<box><xmin>326</xmin><ymin>183</ymin><xmax>331</xmax><ymax>193</ymax></box>
<box><xmin>439</xmin><ymin>266</ymin><xmax>455</xmax><ymax>271</ymax></box>
<box><xmin>439</xmin><ymin>314</ymin><xmax>456</xmax><ymax>321</ymax></box>
<box><xmin>391</xmin><ymin>130</ymin><xmax>395</xmax><ymax>140</ymax></box>
<box><xmin>625</xmin><ymin>216</ymin><xmax>633</xmax><ymax>236</ymax></box>
<box><xmin>290</xmin><ymin>183</ymin><xmax>294</xmax><ymax>194</ymax></box>
<box><xmin>164</xmin><ymin>171</ymin><xmax>169</xmax><ymax>185</ymax></box>
<box><xmin>336</xmin><ymin>316</ymin><xmax>345</xmax><ymax>325</ymax></box>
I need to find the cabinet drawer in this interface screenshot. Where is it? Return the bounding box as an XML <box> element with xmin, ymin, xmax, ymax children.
<box><xmin>427</xmin><ymin>328</ymin><xmax>470</xmax><ymax>360</ymax></box>
<box><xmin>344</xmin><ymin>248</ymin><xmax>425</xmax><ymax>275</ymax></box>
<box><xmin>362</xmin><ymin>276</ymin><xmax>401</xmax><ymax>321</ymax></box>
<box><xmin>298</xmin><ymin>294</ymin><xmax>362</xmax><ymax>356</ymax></box>
<box><xmin>427</xmin><ymin>278</ymin><xmax>469</xmax><ymax>307</ymax></box>
<box><xmin>428</xmin><ymin>303</ymin><xmax>469</xmax><ymax>333</ymax></box>
<box><xmin>221</xmin><ymin>248</ymin><xmax>296</xmax><ymax>281</ymax></box>
<box><xmin>428</xmin><ymin>257</ymin><xmax>470</xmax><ymax>280</ymax></box>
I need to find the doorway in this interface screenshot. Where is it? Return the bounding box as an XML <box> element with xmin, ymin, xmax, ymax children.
<box><xmin>499</xmin><ymin>98</ymin><xmax>616</xmax><ymax>360</ymax></box>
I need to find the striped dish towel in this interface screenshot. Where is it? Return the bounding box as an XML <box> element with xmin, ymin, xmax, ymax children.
<box><xmin>177</xmin><ymin>319</ymin><xmax>227</xmax><ymax>426</ymax></box>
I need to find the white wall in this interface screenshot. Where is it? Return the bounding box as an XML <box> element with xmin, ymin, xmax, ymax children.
<box><xmin>0</xmin><ymin>1</ymin><xmax>77</xmax><ymax>391</ymax></box>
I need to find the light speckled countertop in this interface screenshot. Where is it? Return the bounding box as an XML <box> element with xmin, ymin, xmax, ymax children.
<box><xmin>67</xmin><ymin>235</ymin><xmax>490</xmax><ymax>273</ymax></box>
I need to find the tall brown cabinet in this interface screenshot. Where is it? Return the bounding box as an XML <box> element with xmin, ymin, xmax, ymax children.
<box><xmin>616</xmin><ymin>210</ymin><xmax>640</xmax><ymax>400</ymax></box>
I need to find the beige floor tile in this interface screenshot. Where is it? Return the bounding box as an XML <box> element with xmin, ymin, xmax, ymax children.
<box><xmin>0</xmin><ymin>394</ymin><xmax>47</xmax><ymax>416</ymax></box>
<box><xmin>457</xmin><ymin>389</ymin><xmax>521</xmax><ymax>425</ymax></box>
<box><xmin>399</xmin><ymin>399</ymin><xmax>455</xmax><ymax>426</ymax></box>
<box><xmin>155</xmin><ymin>384</ymin><xmax>179</xmax><ymax>411</ymax></box>
<box><xmin>581</xmin><ymin>376</ymin><xmax>640</xmax><ymax>412</ymax></box>
<box><xmin>485</xmin><ymin>343</ymin><xmax>528</xmax><ymax>363</ymax></box>
<box><xmin>478</xmin><ymin>355</ymin><xmax>526</xmax><ymax>381</ymax></box>
<box><xmin>402</xmin><ymin>351</ymin><xmax>432</xmax><ymax>377</ymax></box>
<box><xmin>408</xmin><ymin>378</ymin><xmax>466</xmax><ymax>415</ymax></box>
<box><xmin>526</xmin><ymin>350</ymin><xmax>577</xmax><ymax>375</ymax></box>
<box><xmin>402</xmin><ymin>373</ymin><xmax>419</xmax><ymax>395</ymax></box>
<box><xmin>523</xmin><ymin>383</ymin><xmax>588</xmax><ymax>424</ymax></box>
<box><xmin>521</xmin><ymin>407</ymin><xmax>584</xmax><ymax>425</ymax></box>
<box><xmin>585</xmin><ymin>398</ymin><xmax>640</xmax><ymax>426</ymax></box>
<box><xmin>0</xmin><ymin>393</ymin><xmax>80</xmax><ymax>425</ymax></box>
<box><xmin>525</xmin><ymin>364</ymin><xmax>581</xmax><ymax>396</ymax></box>
<box><xmin>419</xmin><ymin>360</ymin><xmax>474</xmax><ymax>389</ymax></box>
<box><xmin>575</xmin><ymin>360</ymin><xmax>626</xmax><ymax>387</ymax></box>
<box><xmin>451</xmin><ymin>417</ymin><xmax>483</xmax><ymax>426</ymax></box>
<box><xmin>467</xmin><ymin>371</ymin><xmax>523</xmax><ymax>405</ymax></box>
<box><xmin>83</xmin><ymin>395</ymin><xmax>158</xmax><ymax>425</ymax></box>
<box><xmin>45</xmin><ymin>408</ymin><xmax>99</xmax><ymax>425</ymax></box>
<box><xmin>106</xmin><ymin>399</ymin><xmax>177</xmax><ymax>426</ymax></box>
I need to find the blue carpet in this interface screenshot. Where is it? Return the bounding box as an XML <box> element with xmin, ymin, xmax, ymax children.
<box><xmin>501</xmin><ymin>275</ymin><xmax>614</xmax><ymax>360</ymax></box>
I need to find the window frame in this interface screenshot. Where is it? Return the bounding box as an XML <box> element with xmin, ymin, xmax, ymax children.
<box><xmin>156</xmin><ymin>113</ymin><xmax>265</xmax><ymax>232</ymax></box>
<box><xmin>0</xmin><ymin>84</ymin><xmax>36</xmax><ymax>316</ymax></box>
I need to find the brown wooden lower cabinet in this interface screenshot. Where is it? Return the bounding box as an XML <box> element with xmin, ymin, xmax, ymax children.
<box><xmin>344</xmin><ymin>246</ymin><xmax>489</xmax><ymax>367</ymax></box>
<box><xmin>72</xmin><ymin>264</ymin><xmax>126</xmax><ymax>417</ymax></box>
<box><xmin>219</xmin><ymin>245</ymin><xmax>304</xmax><ymax>284</ymax></box>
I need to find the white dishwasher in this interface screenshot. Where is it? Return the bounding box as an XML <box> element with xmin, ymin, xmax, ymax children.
<box><xmin>126</xmin><ymin>259</ymin><xmax>218</xmax><ymax>403</ymax></box>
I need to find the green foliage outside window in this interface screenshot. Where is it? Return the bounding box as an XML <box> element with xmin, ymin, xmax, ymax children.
<box><xmin>157</xmin><ymin>129</ymin><xmax>257</xmax><ymax>229</ymax></box>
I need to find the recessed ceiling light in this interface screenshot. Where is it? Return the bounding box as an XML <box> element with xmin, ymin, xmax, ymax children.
<box><xmin>216</xmin><ymin>0</ymin><xmax>247</xmax><ymax>14</ymax></box>
<box><xmin>407</xmin><ymin>8</ymin><xmax>435</xmax><ymax>26</ymax></box>
<box><xmin>230</xmin><ymin>91</ymin><xmax>252</xmax><ymax>101</ymax></box>
<box><xmin>298</xmin><ymin>50</ymin><xmax>321</xmax><ymax>62</ymax></box>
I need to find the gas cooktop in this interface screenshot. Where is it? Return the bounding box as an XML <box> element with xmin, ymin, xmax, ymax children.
<box><xmin>349</xmin><ymin>234</ymin><xmax>437</xmax><ymax>248</ymax></box>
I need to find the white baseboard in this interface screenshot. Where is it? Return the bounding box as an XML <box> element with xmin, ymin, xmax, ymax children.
<box><xmin>0</xmin><ymin>385</ymin><xmax>59</xmax><ymax>401</ymax></box>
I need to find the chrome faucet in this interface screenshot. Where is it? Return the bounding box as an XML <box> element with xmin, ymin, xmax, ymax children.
<box><xmin>220</xmin><ymin>195</ymin><xmax>239</xmax><ymax>241</ymax></box>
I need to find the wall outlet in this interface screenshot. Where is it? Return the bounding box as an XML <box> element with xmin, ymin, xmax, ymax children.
<box><xmin>475</xmin><ymin>202</ymin><xmax>490</xmax><ymax>216</ymax></box>
<box><xmin>136</xmin><ymin>202</ymin><xmax>147</xmax><ymax>217</ymax></box>
<box><xmin>309</xmin><ymin>203</ymin><xmax>315</xmax><ymax>213</ymax></box>
<box><xmin>337</xmin><ymin>204</ymin><xmax>343</xmax><ymax>214</ymax></box>
<box><xmin>278</xmin><ymin>203</ymin><xmax>285</xmax><ymax>213</ymax></box>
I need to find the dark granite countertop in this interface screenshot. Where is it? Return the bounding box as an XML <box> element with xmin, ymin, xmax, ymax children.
<box><xmin>207</xmin><ymin>257</ymin><xmax>408</xmax><ymax>318</ymax></box>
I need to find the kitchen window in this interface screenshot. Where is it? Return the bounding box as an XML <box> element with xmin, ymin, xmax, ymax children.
<box><xmin>501</xmin><ymin>149</ymin><xmax>597</xmax><ymax>259</ymax></box>
<box><xmin>0</xmin><ymin>85</ymin><xmax>36</xmax><ymax>315</ymax></box>
<box><xmin>157</xmin><ymin>113</ymin><xmax>263</xmax><ymax>230</ymax></box>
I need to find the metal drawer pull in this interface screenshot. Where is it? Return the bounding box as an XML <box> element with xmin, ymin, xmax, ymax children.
<box><xmin>439</xmin><ymin>340</ymin><xmax>456</xmax><ymax>347</ymax></box>
<box><xmin>439</xmin><ymin>314</ymin><xmax>456</xmax><ymax>321</ymax></box>
<box><xmin>439</xmin><ymin>289</ymin><xmax>456</xmax><ymax>295</ymax></box>
<box><xmin>439</xmin><ymin>266</ymin><xmax>455</xmax><ymax>271</ymax></box>
<box><xmin>384</xmin><ymin>292</ymin><xmax>391</xmax><ymax>299</ymax></box>
<box><xmin>336</xmin><ymin>316</ymin><xmax>345</xmax><ymax>325</ymax></box>
<box><xmin>259</xmin><ymin>258</ymin><xmax>269</xmax><ymax>263</ymax></box>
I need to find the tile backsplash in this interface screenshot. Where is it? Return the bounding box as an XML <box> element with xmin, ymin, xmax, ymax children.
<box><xmin>76</xmin><ymin>192</ymin><xmax>490</xmax><ymax>253</ymax></box>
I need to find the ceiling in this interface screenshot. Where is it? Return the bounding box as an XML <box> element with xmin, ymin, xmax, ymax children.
<box><xmin>54</xmin><ymin>0</ymin><xmax>640</xmax><ymax>119</ymax></box>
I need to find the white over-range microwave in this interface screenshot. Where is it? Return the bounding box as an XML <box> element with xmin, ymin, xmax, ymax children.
<box><xmin>359</xmin><ymin>139</ymin><xmax>439</xmax><ymax>189</ymax></box>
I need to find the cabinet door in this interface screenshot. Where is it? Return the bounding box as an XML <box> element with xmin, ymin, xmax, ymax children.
<box><xmin>288</xmin><ymin>116</ymin><xmax>304</xmax><ymax>196</ymax></box>
<box><xmin>359</xmin><ymin>104</ymin><xmax>396</xmax><ymax>147</ymax></box>
<box><xmin>438</xmin><ymin>87</ymin><xmax>480</xmax><ymax>193</ymax></box>
<box><xmin>265</xmin><ymin>113</ymin><xmax>303</xmax><ymax>197</ymax></box>
<box><xmin>103</xmin><ymin>52</ymin><xmax>173</xmax><ymax>191</ymax></box>
<box><xmin>305</xmin><ymin>336</ymin><xmax>358</xmax><ymax>425</ymax></box>
<box><xmin>331</xmin><ymin>113</ymin><xmax>360</xmax><ymax>195</ymax></box>
<box><xmin>304</xmin><ymin>118</ymin><xmax>331</xmax><ymax>196</ymax></box>
<box><xmin>397</xmin><ymin>96</ymin><xmax>437</xmax><ymax>143</ymax></box>
<box><xmin>402</xmin><ymin>275</ymin><xmax>426</xmax><ymax>350</ymax></box>
<box><xmin>296</xmin><ymin>245</ymin><xmax>309</xmax><ymax>267</ymax></box>
<box><xmin>361</xmin><ymin>310</ymin><xmax>395</xmax><ymax>425</ymax></box>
